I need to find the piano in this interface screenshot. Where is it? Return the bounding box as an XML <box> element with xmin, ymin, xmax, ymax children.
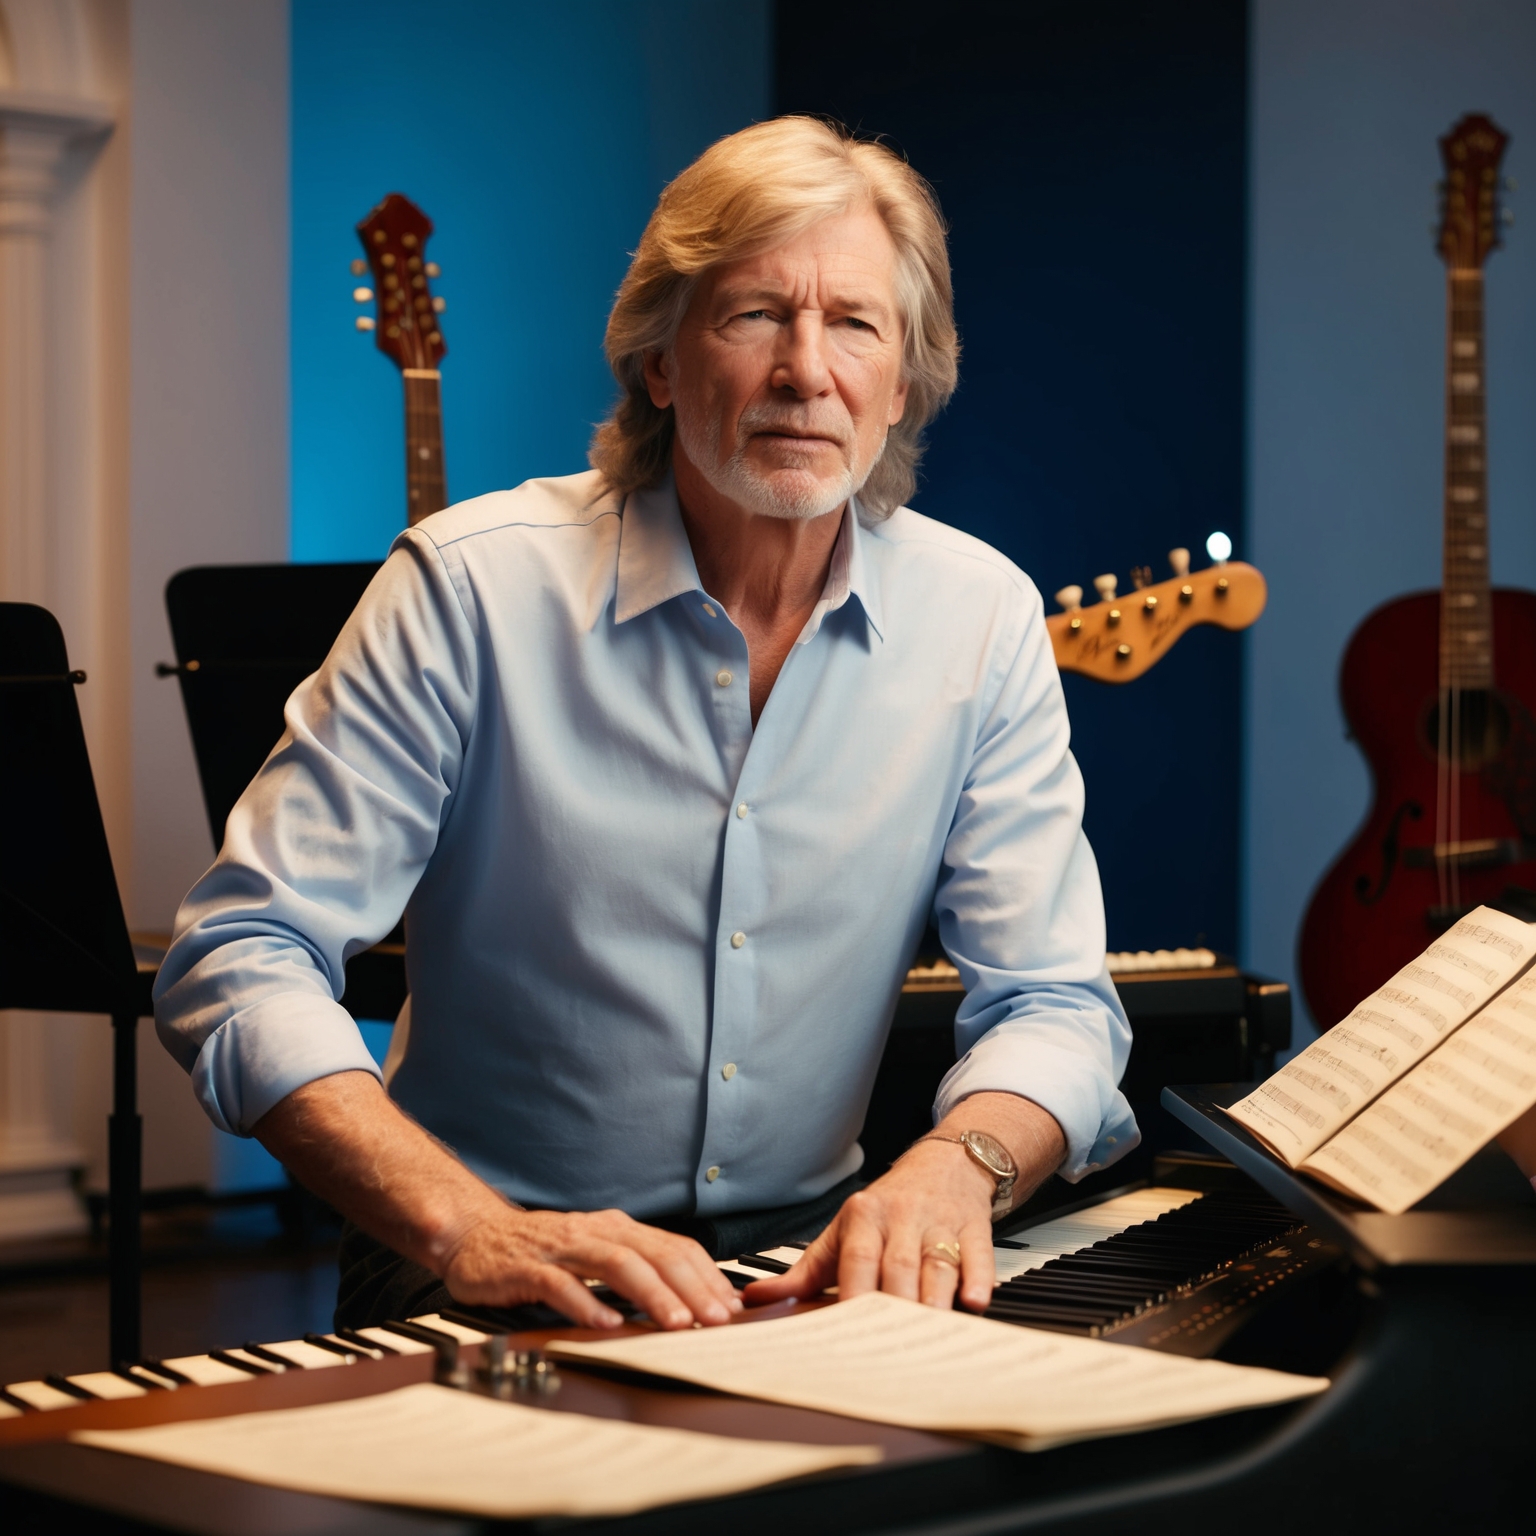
<box><xmin>3</xmin><ymin>1083</ymin><xmax>1532</xmax><ymax>1532</ymax></box>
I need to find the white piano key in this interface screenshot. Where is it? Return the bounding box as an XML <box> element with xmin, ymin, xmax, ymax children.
<box><xmin>255</xmin><ymin>1338</ymin><xmax>351</xmax><ymax>1370</ymax></box>
<box><xmin>992</xmin><ymin>1188</ymin><xmax>1202</xmax><ymax>1278</ymax></box>
<box><xmin>356</xmin><ymin>1326</ymin><xmax>434</xmax><ymax>1356</ymax></box>
<box><xmin>0</xmin><ymin>1398</ymin><xmax>22</xmax><ymax>1418</ymax></box>
<box><xmin>756</xmin><ymin>1246</ymin><xmax>807</xmax><ymax>1266</ymax></box>
<box><xmin>717</xmin><ymin>1259</ymin><xmax>763</xmax><ymax>1280</ymax></box>
<box><xmin>68</xmin><ymin>1371</ymin><xmax>147</xmax><ymax>1400</ymax></box>
<box><xmin>4</xmin><ymin>1379</ymin><xmax>85</xmax><ymax>1411</ymax></box>
<box><xmin>160</xmin><ymin>1354</ymin><xmax>260</xmax><ymax>1387</ymax></box>
<box><xmin>409</xmin><ymin>1313</ymin><xmax>493</xmax><ymax>1343</ymax></box>
<box><xmin>221</xmin><ymin>1347</ymin><xmax>287</xmax><ymax>1373</ymax></box>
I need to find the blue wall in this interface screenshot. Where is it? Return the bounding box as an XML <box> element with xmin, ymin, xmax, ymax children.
<box><xmin>776</xmin><ymin>0</ymin><xmax>1250</xmax><ymax>954</ymax></box>
<box><xmin>1245</xmin><ymin>0</ymin><xmax>1536</xmax><ymax>1048</ymax></box>
<box><xmin>291</xmin><ymin>0</ymin><xmax>772</xmax><ymax>562</ymax></box>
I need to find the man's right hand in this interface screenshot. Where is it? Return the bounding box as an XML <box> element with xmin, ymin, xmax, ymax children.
<box><xmin>438</xmin><ymin>1205</ymin><xmax>741</xmax><ymax>1330</ymax></box>
<box><xmin>254</xmin><ymin>1071</ymin><xmax>740</xmax><ymax>1330</ymax></box>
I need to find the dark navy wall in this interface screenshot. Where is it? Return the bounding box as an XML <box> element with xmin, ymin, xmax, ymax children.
<box><xmin>291</xmin><ymin>0</ymin><xmax>771</xmax><ymax>563</ymax></box>
<box><xmin>776</xmin><ymin>0</ymin><xmax>1249</xmax><ymax>954</ymax></box>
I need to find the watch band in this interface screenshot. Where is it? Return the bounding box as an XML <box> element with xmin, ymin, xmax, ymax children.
<box><xmin>918</xmin><ymin>1131</ymin><xmax>1017</xmax><ymax>1220</ymax></box>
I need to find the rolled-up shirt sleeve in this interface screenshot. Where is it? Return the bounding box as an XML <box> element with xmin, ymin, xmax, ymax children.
<box><xmin>931</xmin><ymin>581</ymin><xmax>1138</xmax><ymax>1181</ymax></box>
<box><xmin>152</xmin><ymin>531</ymin><xmax>478</xmax><ymax>1135</ymax></box>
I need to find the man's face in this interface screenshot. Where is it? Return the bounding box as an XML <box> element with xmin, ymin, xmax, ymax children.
<box><xmin>646</xmin><ymin>207</ymin><xmax>910</xmax><ymax>521</ymax></box>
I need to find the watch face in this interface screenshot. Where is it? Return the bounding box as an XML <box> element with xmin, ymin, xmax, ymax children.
<box><xmin>962</xmin><ymin>1130</ymin><xmax>1016</xmax><ymax>1178</ymax></box>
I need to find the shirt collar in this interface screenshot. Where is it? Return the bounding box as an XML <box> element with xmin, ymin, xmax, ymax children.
<box><xmin>614</xmin><ymin>471</ymin><xmax>703</xmax><ymax>625</ymax></box>
<box><xmin>613</xmin><ymin>470</ymin><xmax>885</xmax><ymax>645</ymax></box>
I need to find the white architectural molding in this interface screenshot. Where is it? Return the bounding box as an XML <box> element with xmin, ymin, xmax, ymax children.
<box><xmin>0</xmin><ymin>0</ymin><xmax>119</xmax><ymax>1240</ymax></box>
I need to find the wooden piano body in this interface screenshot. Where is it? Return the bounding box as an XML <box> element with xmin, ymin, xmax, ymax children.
<box><xmin>3</xmin><ymin>1084</ymin><xmax>1532</xmax><ymax>1534</ymax></box>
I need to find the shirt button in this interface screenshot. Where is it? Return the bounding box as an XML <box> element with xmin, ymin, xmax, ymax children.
<box><xmin>722</xmin><ymin>1062</ymin><xmax>737</xmax><ymax>1080</ymax></box>
<box><xmin>706</xmin><ymin>1165</ymin><xmax>721</xmax><ymax>1182</ymax></box>
<box><xmin>703</xmin><ymin>602</ymin><xmax>717</xmax><ymax>617</ymax></box>
<box><xmin>736</xmin><ymin>802</ymin><xmax>748</xmax><ymax>819</ymax></box>
<box><xmin>730</xmin><ymin>931</ymin><xmax>745</xmax><ymax>949</ymax></box>
<box><xmin>1106</xmin><ymin>1136</ymin><xmax>1117</xmax><ymax>1146</ymax></box>
<box><xmin>715</xmin><ymin>669</ymin><xmax>733</xmax><ymax>687</ymax></box>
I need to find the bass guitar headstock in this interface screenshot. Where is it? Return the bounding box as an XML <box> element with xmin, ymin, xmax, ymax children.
<box><xmin>1437</xmin><ymin>114</ymin><xmax>1510</xmax><ymax>271</ymax></box>
<box><xmin>351</xmin><ymin>193</ymin><xmax>448</xmax><ymax>370</ymax></box>
<box><xmin>1048</xmin><ymin>539</ymin><xmax>1266</xmax><ymax>684</ymax></box>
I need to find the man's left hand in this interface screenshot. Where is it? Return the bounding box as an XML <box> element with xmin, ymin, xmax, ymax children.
<box><xmin>744</xmin><ymin>1092</ymin><xmax>1065</xmax><ymax>1313</ymax></box>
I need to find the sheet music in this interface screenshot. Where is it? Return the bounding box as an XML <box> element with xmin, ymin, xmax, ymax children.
<box><xmin>551</xmin><ymin>1291</ymin><xmax>1328</xmax><ymax>1451</ymax></box>
<box><xmin>74</xmin><ymin>1382</ymin><xmax>881</xmax><ymax>1519</ymax></box>
<box><xmin>1226</xmin><ymin>907</ymin><xmax>1533</xmax><ymax>1165</ymax></box>
<box><xmin>1302</xmin><ymin>967</ymin><xmax>1536</xmax><ymax>1213</ymax></box>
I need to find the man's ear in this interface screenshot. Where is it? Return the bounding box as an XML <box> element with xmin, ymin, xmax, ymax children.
<box><xmin>887</xmin><ymin>374</ymin><xmax>910</xmax><ymax>427</ymax></box>
<box><xmin>642</xmin><ymin>351</ymin><xmax>673</xmax><ymax>410</ymax></box>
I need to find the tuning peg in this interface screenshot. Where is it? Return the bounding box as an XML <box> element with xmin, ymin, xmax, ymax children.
<box><xmin>1055</xmin><ymin>584</ymin><xmax>1083</xmax><ymax>612</ymax></box>
<box><xmin>350</xmin><ymin>258</ymin><xmax>366</xmax><ymax>276</ymax></box>
<box><xmin>1206</xmin><ymin>531</ymin><xmax>1232</xmax><ymax>565</ymax></box>
<box><xmin>1168</xmin><ymin>547</ymin><xmax>1190</xmax><ymax>577</ymax></box>
<box><xmin>425</xmin><ymin>261</ymin><xmax>441</xmax><ymax>277</ymax></box>
<box><xmin>353</xmin><ymin>286</ymin><xmax>374</xmax><ymax>303</ymax></box>
<box><xmin>355</xmin><ymin>316</ymin><xmax>376</xmax><ymax>332</ymax></box>
<box><xmin>432</xmin><ymin>296</ymin><xmax>446</xmax><ymax>313</ymax></box>
<box><xmin>1093</xmin><ymin>573</ymin><xmax>1117</xmax><ymax>602</ymax></box>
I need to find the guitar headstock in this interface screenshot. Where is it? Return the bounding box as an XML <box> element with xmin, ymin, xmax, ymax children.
<box><xmin>1437</xmin><ymin>114</ymin><xmax>1510</xmax><ymax>271</ymax></box>
<box><xmin>1046</xmin><ymin>547</ymin><xmax>1266</xmax><ymax>684</ymax></box>
<box><xmin>353</xmin><ymin>193</ymin><xmax>448</xmax><ymax>370</ymax></box>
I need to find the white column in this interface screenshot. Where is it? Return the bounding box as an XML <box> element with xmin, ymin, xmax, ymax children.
<box><xmin>0</xmin><ymin>89</ymin><xmax>114</xmax><ymax>1239</ymax></box>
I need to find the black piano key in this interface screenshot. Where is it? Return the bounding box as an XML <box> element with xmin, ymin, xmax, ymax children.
<box><xmin>303</xmin><ymin>1332</ymin><xmax>362</xmax><ymax>1361</ymax></box>
<box><xmin>137</xmin><ymin>1358</ymin><xmax>194</xmax><ymax>1386</ymax></box>
<box><xmin>45</xmin><ymin>1373</ymin><xmax>99</xmax><ymax>1401</ymax></box>
<box><xmin>209</xmin><ymin>1349</ymin><xmax>273</xmax><ymax>1376</ymax></box>
<box><xmin>242</xmin><ymin>1342</ymin><xmax>303</xmax><ymax>1370</ymax></box>
<box><xmin>0</xmin><ymin>1386</ymin><xmax>34</xmax><ymax>1413</ymax></box>
<box><xmin>993</xmin><ymin>1238</ymin><xmax>1030</xmax><ymax>1250</ymax></box>
<box><xmin>113</xmin><ymin>1365</ymin><xmax>166</xmax><ymax>1390</ymax></box>
<box><xmin>335</xmin><ymin>1327</ymin><xmax>398</xmax><ymax>1356</ymax></box>
<box><xmin>731</xmin><ymin>1253</ymin><xmax>792</xmax><ymax>1274</ymax></box>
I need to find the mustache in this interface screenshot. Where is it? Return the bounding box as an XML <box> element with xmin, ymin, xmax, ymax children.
<box><xmin>735</xmin><ymin>404</ymin><xmax>852</xmax><ymax>447</ymax></box>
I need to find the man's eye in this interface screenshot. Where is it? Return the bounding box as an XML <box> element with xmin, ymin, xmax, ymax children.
<box><xmin>842</xmin><ymin>317</ymin><xmax>874</xmax><ymax>332</ymax></box>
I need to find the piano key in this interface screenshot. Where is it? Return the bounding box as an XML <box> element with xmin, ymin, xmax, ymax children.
<box><xmin>0</xmin><ymin>1394</ymin><xmax>24</xmax><ymax>1418</ymax></box>
<box><xmin>409</xmin><ymin>1312</ymin><xmax>494</xmax><ymax>1344</ymax></box>
<box><xmin>63</xmin><ymin>1371</ymin><xmax>147</xmax><ymax>1401</ymax></box>
<box><xmin>304</xmin><ymin>1332</ymin><xmax>370</xmax><ymax>1362</ymax></box>
<box><xmin>137</xmin><ymin>1359</ymin><xmax>195</xmax><ymax>1386</ymax></box>
<box><xmin>114</xmin><ymin>1366</ymin><xmax>168</xmax><ymax>1391</ymax></box>
<box><xmin>210</xmin><ymin>1349</ymin><xmax>276</xmax><ymax>1375</ymax></box>
<box><xmin>248</xmin><ymin>1338</ymin><xmax>352</xmax><ymax>1370</ymax></box>
<box><xmin>4</xmin><ymin>1379</ymin><xmax>90</xmax><ymax>1411</ymax></box>
<box><xmin>352</xmin><ymin>1326</ymin><xmax>432</xmax><ymax>1356</ymax></box>
<box><xmin>730</xmin><ymin>1253</ymin><xmax>792</xmax><ymax>1274</ymax></box>
<box><xmin>158</xmin><ymin>1354</ymin><xmax>264</xmax><ymax>1387</ymax></box>
<box><xmin>45</xmin><ymin>1372</ymin><xmax>99</xmax><ymax>1400</ymax></box>
<box><xmin>756</xmin><ymin>1246</ymin><xmax>808</xmax><ymax>1265</ymax></box>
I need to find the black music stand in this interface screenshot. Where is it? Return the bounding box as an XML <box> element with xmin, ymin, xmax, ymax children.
<box><xmin>0</xmin><ymin>603</ymin><xmax>153</xmax><ymax>1366</ymax></box>
<box><xmin>162</xmin><ymin>562</ymin><xmax>406</xmax><ymax>1022</ymax></box>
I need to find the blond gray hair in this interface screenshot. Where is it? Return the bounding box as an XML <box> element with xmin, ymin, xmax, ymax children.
<box><xmin>589</xmin><ymin>117</ymin><xmax>959</xmax><ymax>519</ymax></box>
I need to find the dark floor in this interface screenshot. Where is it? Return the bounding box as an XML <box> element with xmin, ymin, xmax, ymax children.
<box><xmin>0</xmin><ymin>1201</ymin><xmax>340</xmax><ymax>1383</ymax></box>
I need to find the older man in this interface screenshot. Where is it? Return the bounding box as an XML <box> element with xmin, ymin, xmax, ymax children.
<box><xmin>154</xmin><ymin>117</ymin><xmax>1135</xmax><ymax>1332</ymax></box>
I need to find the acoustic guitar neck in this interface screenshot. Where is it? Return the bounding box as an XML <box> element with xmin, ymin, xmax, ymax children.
<box><xmin>354</xmin><ymin>192</ymin><xmax>451</xmax><ymax>528</ymax></box>
<box><xmin>1436</xmin><ymin>115</ymin><xmax>1508</xmax><ymax>692</ymax></box>
<box><xmin>403</xmin><ymin>369</ymin><xmax>447</xmax><ymax>524</ymax></box>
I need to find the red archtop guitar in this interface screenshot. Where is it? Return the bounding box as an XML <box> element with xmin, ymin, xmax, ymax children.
<box><xmin>1298</xmin><ymin>114</ymin><xmax>1536</xmax><ymax>1029</ymax></box>
<box><xmin>352</xmin><ymin>193</ymin><xmax>449</xmax><ymax>525</ymax></box>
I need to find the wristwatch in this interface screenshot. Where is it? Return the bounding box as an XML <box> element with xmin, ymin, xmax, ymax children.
<box><xmin>921</xmin><ymin>1129</ymin><xmax>1018</xmax><ymax>1220</ymax></box>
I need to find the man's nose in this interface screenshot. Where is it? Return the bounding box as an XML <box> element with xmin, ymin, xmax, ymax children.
<box><xmin>769</xmin><ymin>315</ymin><xmax>834</xmax><ymax>397</ymax></box>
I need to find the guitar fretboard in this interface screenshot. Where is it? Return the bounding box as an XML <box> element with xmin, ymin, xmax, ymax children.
<box><xmin>404</xmin><ymin>369</ymin><xmax>447</xmax><ymax>526</ymax></box>
<box><xmin>1441</xmin><ymin>270</ymin><xmax>1492</xmax><ymax>690</ymax></box>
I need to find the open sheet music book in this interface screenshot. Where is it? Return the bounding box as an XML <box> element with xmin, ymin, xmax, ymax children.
<box><xmin>1225</xmin><ymin>906</ymin><xmax>1536</xmax><ymax>1213</ymax></box>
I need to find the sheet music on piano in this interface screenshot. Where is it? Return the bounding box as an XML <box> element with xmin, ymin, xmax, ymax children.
<box><xmin>73</xmin><ymin>1382</ymin><xmax>881</xmax><ymax>1519</ymax></box>
<box><xmin>1226</xmin><ymin>907</ymin><xmax>1534</xmax><ymax>1165</ymax></box>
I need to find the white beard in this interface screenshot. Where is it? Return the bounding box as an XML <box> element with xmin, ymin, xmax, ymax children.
<box><xmin>673</xmin><ymin>400</ymin><xmax>880</xmax><ymax>523</ymax></box>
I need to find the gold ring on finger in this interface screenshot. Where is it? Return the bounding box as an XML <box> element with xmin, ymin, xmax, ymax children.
<box><xmin>924</xmin><ymin>1241</ymin><xmax>961</xmax><ymax>1267</ymax></box>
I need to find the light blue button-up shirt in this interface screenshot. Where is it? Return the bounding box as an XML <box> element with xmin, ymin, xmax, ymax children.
<box><xmin>154</xmin><ymin>470</ymin><xmax>1136</xmax><ymax>1216</ymax></box>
